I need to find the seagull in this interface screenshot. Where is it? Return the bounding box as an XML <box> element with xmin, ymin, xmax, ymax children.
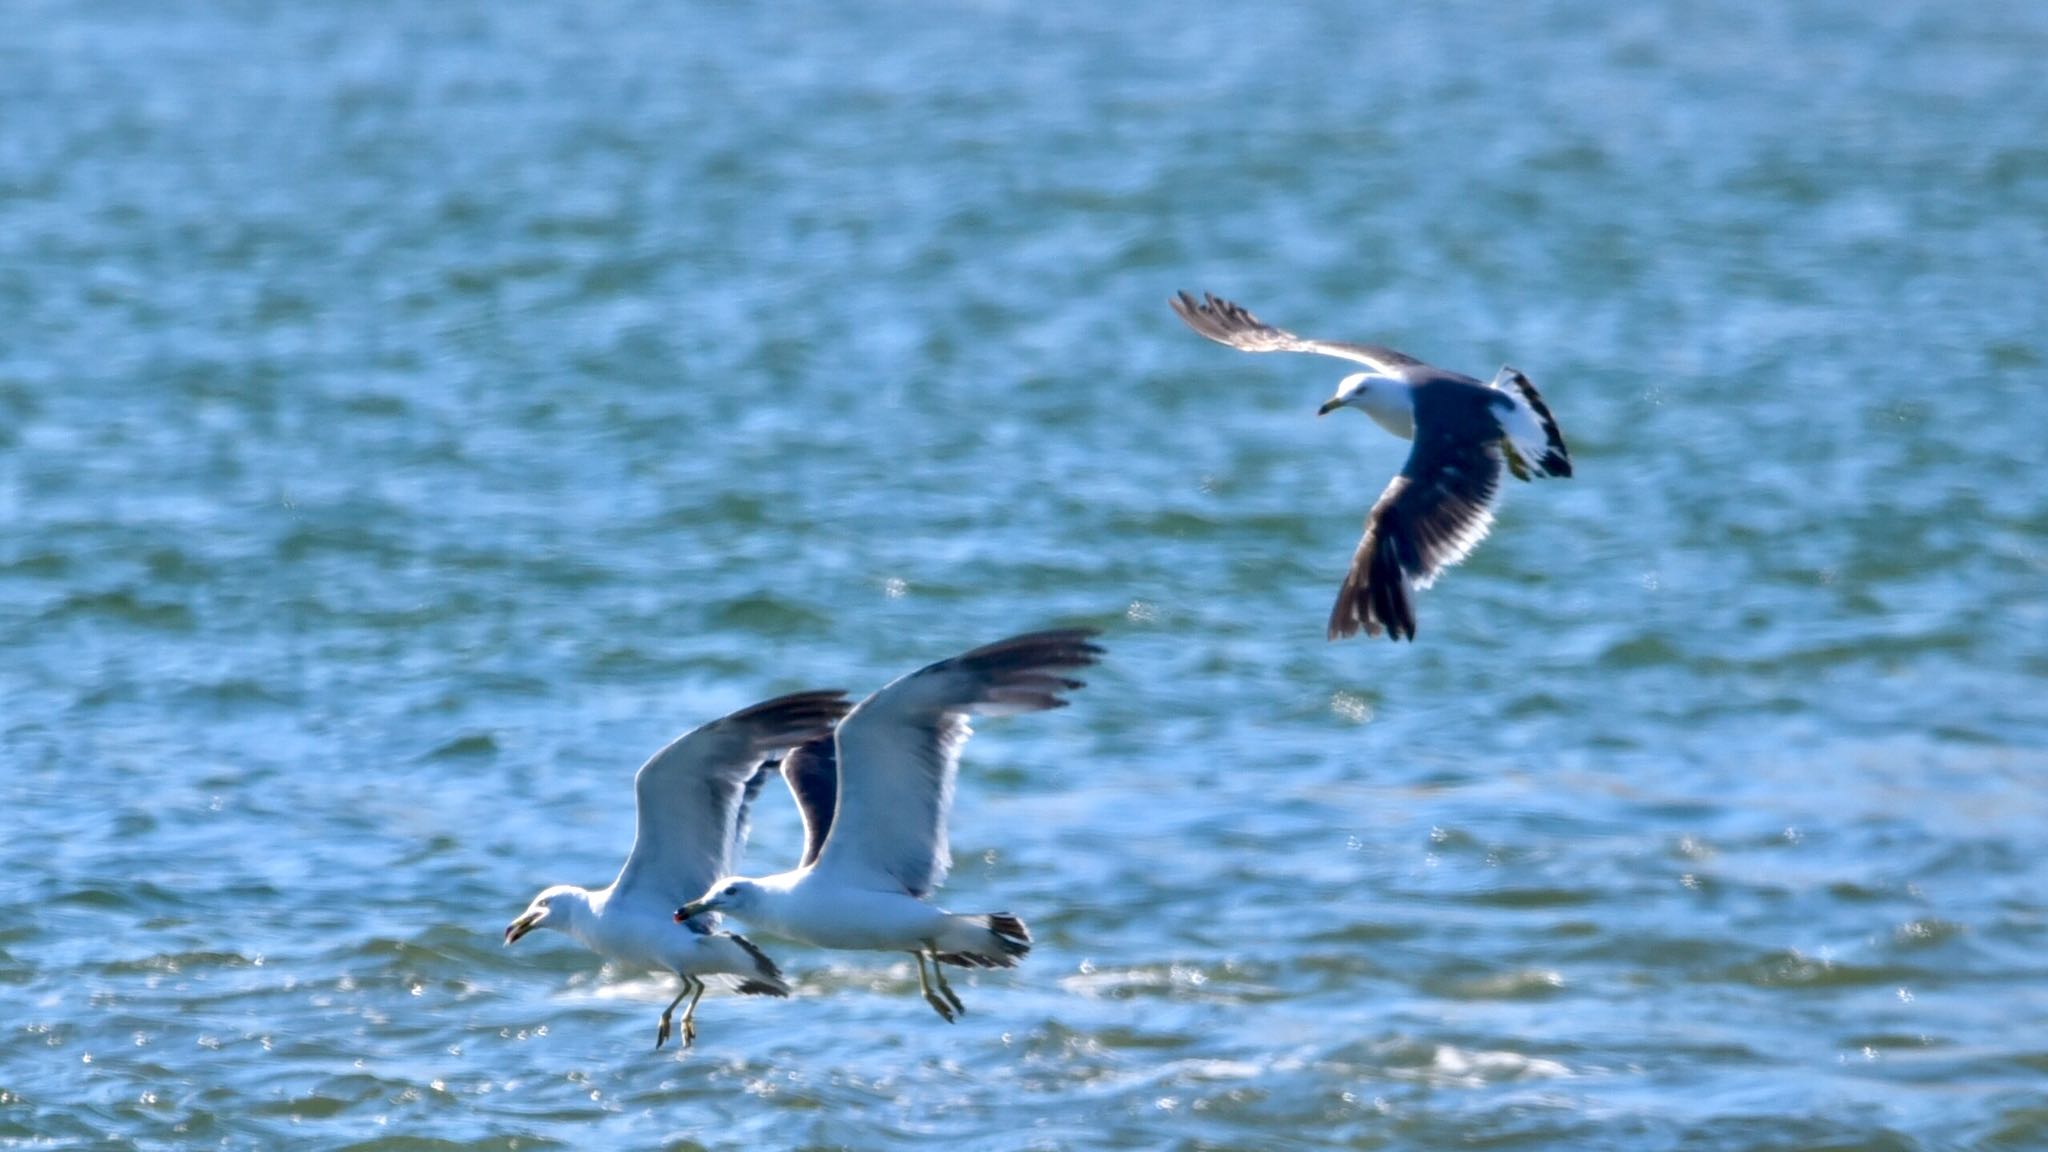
<box><xmin>675</xmin><ymin>629</ymin><xmax>1103</xmax><ymax>1022</ymax></box>
<box><xmin>505</xmin><ymin>690</ymin><xmax>850</xmax><ymax>1049</ymax></box>
<box><xmin>1171</xmin><ymin>291</ymin><xmax>1572</xmax><ymax>642</ymax></box>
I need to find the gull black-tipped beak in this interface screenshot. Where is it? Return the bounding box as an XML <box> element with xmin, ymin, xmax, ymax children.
<box><xmin>674</xmin><ymin>901</ymin><xmax>708</xmax><ymax>924</ymax></box>
<box><xmin>1317</xmin><ymin>397</ymin><xmax>1343</xmax><ymax>417</ymax></box>
<box><xmin>504</xmin><ymin>910</ymin><xmax>543</xmax><ymax>945</ymax></box>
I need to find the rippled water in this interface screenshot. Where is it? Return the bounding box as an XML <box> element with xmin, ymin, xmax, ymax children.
<box><xmin>4</xmin><ymin>2</ymin><xmax>2046</xmax><ymax>1148</ymax></box>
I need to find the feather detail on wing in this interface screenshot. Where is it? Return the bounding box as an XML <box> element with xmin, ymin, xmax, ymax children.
<box><xmin>815</xmin><ymin>629</ymin><xmax>1103</xmax><ymax>898</ymax></box>
<box><xmin>1171</xmin><ymin>291</ymin><xmax>1425</xmax><ymax>377</ymax></box>
<box><xmin>612</xmin><ymin>690</ymin><xmax>850</xmax><ymax>910</ymax></box>
<box><xmin>1489</xmin><ymin>365</ymin><xmax>1573</xmax><ymax>480</ymax></box>
<box><xmin>1328</xmin><ymin>432</ymin><xmax>1503</xmax><ymax>642</ymax></box>
<box><xmin>778</xmin><ymin>735</ymin><xmax>838</xmax><ymax>869</ymax></box>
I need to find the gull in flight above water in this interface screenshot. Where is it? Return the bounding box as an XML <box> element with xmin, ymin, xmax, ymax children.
<box><xmin>676</xmin><ymin>629</ymin><xmax>1103</xmax><ymax>1022</ymax></box>
<box><xmin>505</xmin><ymin>690</ymin><xmax>851</xmax><ymax>1049</ymax></box>
<box><xmin>1171</xmin><ymin>291</ymin><xmax>1572</xmax><ymax>642</ymax></box>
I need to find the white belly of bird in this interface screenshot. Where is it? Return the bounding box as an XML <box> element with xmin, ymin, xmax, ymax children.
<box><xmin>770</xmin><ymin>883</ymin><xmax>953</xmax><ymax>953</ymax></box>
<box><xmin>581</xmin><ymin>901</ymin><xmax>702</xmax><ymax>973</ymax></box>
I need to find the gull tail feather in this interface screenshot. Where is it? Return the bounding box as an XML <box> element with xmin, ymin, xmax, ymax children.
<box><xmin>1495</xmin><ymin>366</ymin><xmax>1572</xmax><ymax>480</ymax></box>
<box><xmin>933</xmin><ymin>912</ymin><xmax>1032</xmax><ymax>969</ymax></box>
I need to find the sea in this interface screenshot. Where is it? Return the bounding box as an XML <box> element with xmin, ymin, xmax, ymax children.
<box><xmin>3</xmin><ymin>2</ymin><xmax>2045</xmax><ymax>1148</ymax></box>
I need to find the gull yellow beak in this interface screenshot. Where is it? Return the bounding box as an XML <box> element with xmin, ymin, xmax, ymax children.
<box><xmin>673</xmin><ymin>901</ymin><xmax>709</xmax><ymax>924</ymax></box>
<box><xmin>1317</xmin><ymin>397</ymin><xmax>1343</xmax><ymax>417</ymax></box>
<box><xmin>503</xmin><ymin>909</ymin><xmax>543</xmax><ymax>945</ymax></box>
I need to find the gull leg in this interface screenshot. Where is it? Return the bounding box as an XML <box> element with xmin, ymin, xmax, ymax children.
<box><xmin>912</xmin><ymin>952</ymin><xmax>955</xmax><ymax>1023</ymax></box>
<box><xmin>678</xmin><ymin>977</ymin><xmax>708</xmax><ymax>1048</ymax></box>
<box><xmin>657</xmin><ymin>978</ymin><xmax>692</xmax><ymax>1050</ymax></box>
<box><xmin>927</xmin><ymin>953</ymin><xmax>967</xmax><ymax>1017</ymax></box>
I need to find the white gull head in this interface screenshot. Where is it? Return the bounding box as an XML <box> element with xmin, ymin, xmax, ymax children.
<box><xmin>678</xmin><ymin>875</ymin><xmax>780</xmax><ymax>925</ymax></box>
<box><xmin>1318</xmin><ymin>372</ymin><xmax>1416</xmax><ymax>439</ymax></box>
<box><xmin>504</xmin><ymin>883</ymin><xmax>593</xmax><ymax>945</ymax></box>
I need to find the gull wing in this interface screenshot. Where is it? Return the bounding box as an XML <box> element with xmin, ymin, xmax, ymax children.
<box><xmin>612</xmin><ymin>690</ymin><xmax>850</xmax><ymax>911</ymax></box>
<box><xmin>1328</xmin><ymin>425</ymin><xmax>1504</xmax><ymax>642</ymax></box>
<box><xmin>1170</xmin><ymin>291</ymin><xmax>1426</xmax><ymax>378</ymax></box>
<box><xmin>814</xmin><ymin>629</ymin><xmax>1103</xmax><ymax>899</ymax></box>
<box><xmin>778</xmin><ymin>735</ymin><xmax>838</xmax><ymax>869</ymax></box>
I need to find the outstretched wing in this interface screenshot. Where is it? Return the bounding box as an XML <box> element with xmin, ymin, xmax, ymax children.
<box><xmin>779</xmin><ymin>735</ymin><xmax>838</xmax><ymax>869</ymax></box>
<box><xmin>612</xmin><ymin>690</ymin><xmax>850</xmax><ymax>910</ymax></box>
<box><xmin>1328</xmin><ymin>428</ymin><xmax>1503</xmax><ymax>642</ymax></box>
<box><xmin>1170</xmin><ymin>291</ymin><xmax>1426</xmax><ymax>377</ymax></box>
<box><xmin>814</xmin><ymin>629</ymin><xmax>1104</xmax><ymax>898</ymax></box>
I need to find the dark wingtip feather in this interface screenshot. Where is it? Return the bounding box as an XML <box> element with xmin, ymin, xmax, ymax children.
<box><xmin>1171</xmin><ymin>289</ymin><xmax>1268</xmax><ymax>346</ymax></box>
<box><xmin>1332</xmin><ymin>528</ymin><xmax>1412</xmax><ymax>643</ymax></box>
<box><xmin>1372</xmin><ymin>534</ymin><xmax>1416</xmax><ymax>642</ymax></box>
<box><xmin>943</xmin><ymin>628</ymin><xmax>1104</xmax><ymax>713</ymax></box>
<box><xmin>1327</xmin><ymin>572</ymin><xmax>1364</xmax><ymax>641</ymax></box>
<box><xmin>727</xmin><ymin>932</ymin><xmax>789</xmax><ymax>996</ymax></box>
<box><xmin>957</xmin><ymin>627</ymin><xmax>1105</xmax><ymax>669</ymax></box>
<box><xmin>729</xmin><ymin>689</ymin><xmax>852</xmax><ymax>723</ymax></box>
<box><xmin>725</xmin><ymin>689</ymin><xmax>853</xmax><ymax>747</ymax></box>
<box><xmin>1329</xmin><ymin>524</ymin><xmax>1418</xmax><ymax>643</ymax></box>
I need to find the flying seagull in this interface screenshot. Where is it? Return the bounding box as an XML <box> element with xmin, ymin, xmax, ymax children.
<box><xmin>1171</xmin><ymin>291</ymin><xmax>1572</xmax><ymax>642</ymax></box>
<box><xmin>505</xmin><ymin>690</ymin><xmax>851</xmax><ymax>1049</ymax></box>
<box><xmin>676</xmin><ymin>629</ymin><xmax>1103</xmax><ymax>1022</ymax></box>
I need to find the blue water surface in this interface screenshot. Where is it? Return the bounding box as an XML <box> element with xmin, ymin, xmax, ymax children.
<box><xmin>3</xmin><ymin>2</ymin><xmax>2045</xmax><ymax>1148</ymax></box>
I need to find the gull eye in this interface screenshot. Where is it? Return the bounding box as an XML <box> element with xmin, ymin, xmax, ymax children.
<box><xmin>723</xmin><ymin>885</ymin><xmax>739</xmax><ymax>899</ymax></box>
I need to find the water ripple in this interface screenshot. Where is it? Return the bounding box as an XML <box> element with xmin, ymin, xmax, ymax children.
<box><xmin>4</xmin><ymin>1</ymin><xmax>2045</xmax><ymax>1148</ymax></box>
